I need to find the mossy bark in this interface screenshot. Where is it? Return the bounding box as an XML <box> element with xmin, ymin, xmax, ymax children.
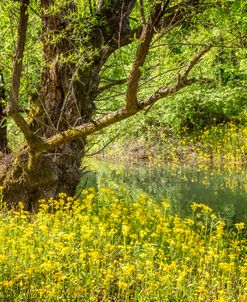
<box><xmin>0</xmin><ymin>2</ymin><xmax>97</xmax><ymax>208</ymax></box>
<box><xmin>1</xmin><ymin>149</ymin><xmax>82</xmax><ymax>211</ymax></box>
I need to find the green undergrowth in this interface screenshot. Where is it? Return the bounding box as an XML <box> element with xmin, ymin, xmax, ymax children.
<box><xmin>0</xmin><ymin>187</ymin><xmax>246</xmax><ymax>301</ymax></box>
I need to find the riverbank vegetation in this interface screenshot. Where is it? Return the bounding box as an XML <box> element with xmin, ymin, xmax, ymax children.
<box><xmin>0</xmin><ymin>187</ymin><xmax>246</xmax><ymax>301</ymax></box>
<box><xmin>96</xmin><ymin>122</ymin><xmax>247</xmax><ymax>166</ymax></box>
<box><xmin>90</xmin><ymin>48</ymin><xmax>247</xmax><ymax>166</ymax></box>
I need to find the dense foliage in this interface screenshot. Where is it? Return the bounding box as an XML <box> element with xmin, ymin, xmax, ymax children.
<box><xmin>93</xmin><ymin>0</ymin><xmax>247</xmax><ymax>142</ymax></box>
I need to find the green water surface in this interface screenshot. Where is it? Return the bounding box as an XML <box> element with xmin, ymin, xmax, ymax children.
<box><xmin>80</xmin><ymin>161</ymin><xmax>247</xmax><ymax>224</ymax></box>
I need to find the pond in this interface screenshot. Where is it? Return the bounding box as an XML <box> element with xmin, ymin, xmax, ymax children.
<box><xmin>80</xmin><ymin>160</ymin><xmax>247</xmax><ymax>224</ymax></box>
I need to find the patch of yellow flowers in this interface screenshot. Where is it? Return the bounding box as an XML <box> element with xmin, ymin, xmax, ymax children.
<box><xmin>108</xmin><ymin>123</ymin><xmax>247</xmax><ymax>166</ymax></box>
<box><xmin>0</xmin><ymin>188</ymin><xmax>246</xmax><ymax>301</ymax></box>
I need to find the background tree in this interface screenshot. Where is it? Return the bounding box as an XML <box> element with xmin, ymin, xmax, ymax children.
<box><xmin>0</xmin><ymin>73</ymin><xmax>9</xmax><ymax>153</ymax></box>
<box><xmin>0</xmin><ymin>0</ymin><xmax>245</xmax><ymax>209</ymax></box>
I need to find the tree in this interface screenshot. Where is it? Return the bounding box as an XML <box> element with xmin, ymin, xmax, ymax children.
<box><xmin>0</xmin><ymin>0</ymin><xmax>244</xmax><ymax>209</ymax></box>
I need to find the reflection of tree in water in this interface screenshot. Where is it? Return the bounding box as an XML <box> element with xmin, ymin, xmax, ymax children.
<box><xmin>90</xmin><ymin>162</ymin><xmax>247</xmax><ymax>224</ymax></box>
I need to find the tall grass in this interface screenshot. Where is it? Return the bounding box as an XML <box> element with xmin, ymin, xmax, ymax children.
<box><xmin>0</xmin><ymin>187</ymin><xmax>246</xmax><ymax>301</ymax></box>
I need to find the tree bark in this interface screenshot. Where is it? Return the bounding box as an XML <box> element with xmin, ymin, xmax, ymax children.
<box><xmin>2</xmin><ymin>1</ymin><xmax>86</xmax><ymax>210</ymax></box>
<box><xmin>0</xmin><ymin>74</ymin><xmax>9</xmax><ymax>154</ymax></box>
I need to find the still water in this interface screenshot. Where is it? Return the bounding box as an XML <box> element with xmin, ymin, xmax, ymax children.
<box><xmin>80</xmin><ymin>161</ymin><xmax>247</xmax><ymax>224</ymax></box>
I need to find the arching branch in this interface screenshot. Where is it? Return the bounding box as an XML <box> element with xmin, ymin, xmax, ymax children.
<box><xmin>36</xmin><ymin>44</ymin><xmax>212</xmax><ymax>154</ymax></box>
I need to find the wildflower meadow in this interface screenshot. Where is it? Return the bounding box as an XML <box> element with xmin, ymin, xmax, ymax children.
<box><xmin>0</xmin><ymin>187</ymin><xmax>246</xmax><ymax>301</ymax></box>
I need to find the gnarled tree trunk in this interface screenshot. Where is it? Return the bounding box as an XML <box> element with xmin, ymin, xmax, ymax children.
<box><xmin>1</xmin><ymin>0</ymin><xmax>134</xmax><ymax>210</ymax></box>
<box><xmin>0</xmin><ymin>0</ymin><xmax>211</xmax><ymax>210</ymax></box>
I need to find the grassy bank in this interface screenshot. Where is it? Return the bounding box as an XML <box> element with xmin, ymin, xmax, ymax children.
<box><xmin>97</xmin><ymin>123</ymin><xmax>247</xmax><ymax>166</ymax></box>
<box><xmin>0</xmin><ymin>187</ymin><xmax>246</xmax><ymax>301</ymax></box>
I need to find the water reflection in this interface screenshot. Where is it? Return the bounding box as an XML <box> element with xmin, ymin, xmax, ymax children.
<box><xmin>80</xmin><ymin>161</ymin><xmax>247</xmax><ymax>224</ymax></box>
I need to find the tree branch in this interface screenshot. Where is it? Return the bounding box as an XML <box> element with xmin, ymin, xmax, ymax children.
<box><xmin>0</xmin><ymin>73</ymin><xmax>10</xmax><ymax>154</ymax></box>
<box><xmin>139</xmin><ymin>0</ymin><xmax>146</xmax><ymax>24</ymax></box>
<box><xmin>97</xmin><ymin>78</ymin><xmax>127</xmax><ymax>95</ymax></box>
<box><xmin>141</xmin><ymin>44</ymin><xmax>212</xmax><ymax>107</ymax></box>
<box><xmin>126</xmin><ymin>1</ymin><xmax>170</xmax><ymax>113</ymax></box>
<box><xmin>7</xmin><ymin>0</ymin><xmax>45</xmax><ymax>151</ymax></box>
<box><xmin>35</xmin><ymin>44</ymin><xmax>212</xmax><ymax>154</ymax></box>
<box><xmin>111</xmin><ymin>0</ymin><xmax>207</xmax><ymax>52</ymax></box>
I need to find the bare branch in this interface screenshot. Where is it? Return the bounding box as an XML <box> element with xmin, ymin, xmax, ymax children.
<box><xmin>183</xmin><ymin>44</ymin><xmax>212</xmax><ymax>78</ymax></box>
<box><xmin>97</xmin><ymin>78</ymin><xmax>127</xmax><ymax>95</ymax></box>
<box><xmin>85</xmin><ymin>132</ymin><xmax>121</xmax><ymax>157</ymax></box>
